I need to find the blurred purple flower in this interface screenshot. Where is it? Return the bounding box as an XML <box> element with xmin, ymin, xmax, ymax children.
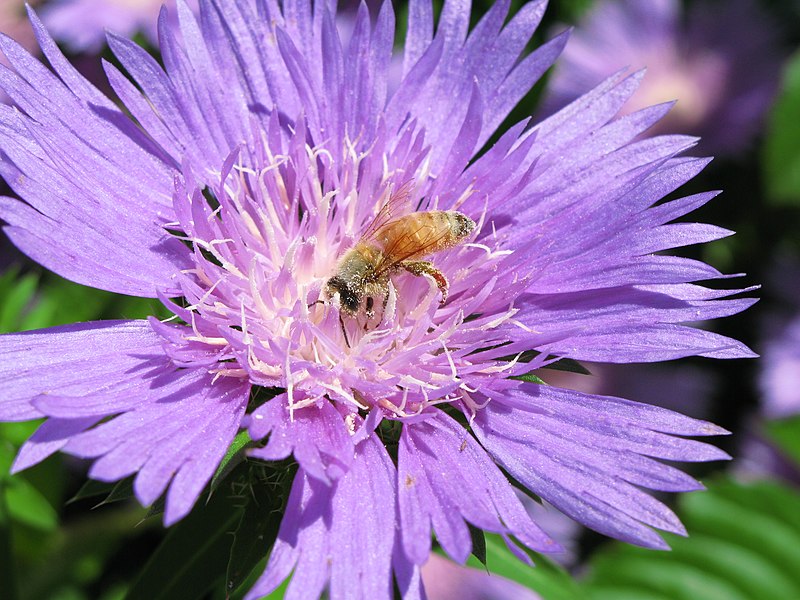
<box><xmin>0</xmin><ymin>1</ymin><xmax>37</xmax><ymax>51</ymax></box>
<box><xmin>523</xmin><ymin>498</ymin><xmax>582</xmax><ymax>567</ymax></box>
<box><xmin>731</xmin><ymin>257</ymin><xmax>800</xmax><ymax>484</ymax></box>
<box><xmin>760</xmin><ymin>311</ymin><xmax>800</xmax><ymax>419</ymax></box>
<box><xmin>421</xmin><ymin>554</ymin><xmax>541</xmax><ymax>600</ymax></box>
<box><xmin>41</xmin><ymin>0</ymin><xmax>197</xmax><ymax>52</ymax></box>
<box><xmin>0</xmin><ymin>0</ymin><xmax>40</xmax><ymax>103</ymax></box>
<box><xmin>548</xmin><ymin>361</ymin><xmax>716</xmax><ymax>421</ymax></box>
<box><xmin>0</xmin><ymin>0</ymin><xmax>755</xmax><ymax>597</ymax></box>
<box><xmin>543</xmin><ymin>0</ymin><xmax>784</xmax><ymax>155</ymax></box>
<box><xmin>755</xmin><ymin>256</ymin><xmax>800</xmax><ymax>420</ymax></box>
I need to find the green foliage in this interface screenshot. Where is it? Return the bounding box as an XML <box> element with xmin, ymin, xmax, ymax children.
<box><xmin>125</xmin><ymin>488</ymin><xmax>244</xmax><ymax>600</ymax></box>
<box><xmin>763</xmin><ymin>50</ymin><xmax>800</xmax><ymax>205</ymax></box>
<box><xmin>0</xmin><ymin>267</ymin><xmax>169</xmax><ymax>334</ymax></box>
<box><xmin>70</xmin><ymin>477</ymin><xmax>136</xmax><ymax>509</ymax></box>
<box><xmin>210</xmin><ymin>430</ymin><xmax>253</xmax><ymax>492</ymax></box>
<box><xmin>19</xmin><ymin>506</ymin><xmax>151</xmax><ymax>600</ymax></box>
<box><xmin>511</xmin><ymin>372</ymin><xmax>548</xmax><ymax>384</ymax></box>
<box><xmin>225</xmin><ymin>474</ymin><xmax>283</xmax><ymax>595</ymax></box>
<box><xmin>4</xmin><ymin>477</ymin><xmax>59</xmax><ymax>532</ymax></box>
<box><xmin>0</xmin><ymin>268</ymin><xmax>172</xmax><ymax>600</ymax></box>
<box><xmin>582</xmin><ymin>478</ymin><xmax>800</xmax><ymax>600</ymax></box>
<box><xmin>0</xmin><ymin>458</ymin><xmax>18</xmax><ymax>600</ymax></box>
<box><xmin>763</xmin><ymin>415</ymin><xmax>800</xmax><ymax>465</ymax></box>
<box><xmin>0</xmin><ymin>423</ymin><xmax>60</xmax><ymax>600</ymax></box>
<box><xmin>1</xmin><ymin>422</ymin><xmax>151</xmax><ymax>600</ymax></box>
<box><xmin>125</xmin><ymin>461</ymin><xmax>287</xmax><ymax>600</ymax></box>
<box><xmin>467</xmin><ymin>522</ymin><xmax>488</xmax><ymax>566</ymax></box>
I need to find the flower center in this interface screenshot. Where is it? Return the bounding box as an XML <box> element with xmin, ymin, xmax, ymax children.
<box><xmin>157</xmin><ymin>131</ymin><xmax>522</xmax><ymax>419</ymax></box>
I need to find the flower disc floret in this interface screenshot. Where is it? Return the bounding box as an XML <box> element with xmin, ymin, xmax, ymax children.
<box><xmin>161</xmin><ymin>120</ymin><xmax>530</xmax><ymax>422</ymax></box>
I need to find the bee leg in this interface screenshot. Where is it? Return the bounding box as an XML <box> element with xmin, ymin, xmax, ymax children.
<box><xmin>365</xmin><ymin>297</ymin><xmax>375</xmax><ymax>321</ymax></box>
<box><xmin>339</xmin><ymin>312</ymin><xmax>351</xmax><ymax>348</ymax></box>
<box><xmin>401</xmin><ymin>260</ymin><xmax>449</xmax><ymax>304</ymax></box>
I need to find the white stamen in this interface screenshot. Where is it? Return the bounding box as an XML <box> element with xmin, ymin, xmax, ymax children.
<box><xmin>441</xmin><ymin>341</ymin><xmax>458</xmax><ymax>381</ymax></box>
<box><xmin>451</xmin><ymin>183</ymin><xmax>476</xmax><ymax>211</ymax></box>
<box><xmin>285</xmin><ymin>348</ymin><xmax>296</xmax><ymax>422</ymax></box>
<box><xmin>479</xmin><ymin>308</ymin><xmax>519</xmax><ymax>331</ymax></box>
<box><xmin>464</xmin><ymin>242</ymin><xmax>493</xmax><ymax>256</ymax></box>
<box><xmin>509</xmin><ymin>318</ymin><xmax>540</xmax><ymax>334</ymax></box>
<box><xmin>408</xmin><ymin>280</ymin><xmax>438</xmax><ymax>320</ymax></box>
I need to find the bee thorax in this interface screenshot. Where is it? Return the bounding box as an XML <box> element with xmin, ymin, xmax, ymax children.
<box><xmin>326</xmin><ymin>275</ymin><xmax>361</xmax><ymax>313</ymax></box>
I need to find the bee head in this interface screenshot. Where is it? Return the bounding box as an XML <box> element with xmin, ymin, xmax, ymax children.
<box><xmin>326</xmin><ymin>276</ymin><xmax>360</xmax><ymax>314</ymax></box>
<box><xmin>454</xmin><ymin>213</ymin><xmax>477</xmax><ymax>239</ymax></box>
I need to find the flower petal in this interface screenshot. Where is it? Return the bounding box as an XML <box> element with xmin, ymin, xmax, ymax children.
<box><xmin>63</xmin><ymin>370</ymin><xmax>249</xmax><ymax>525</ymax></box>
<box><xmin>247</xmin><ymin>433</ymin><xmax>396</xmax><ymax>600</ymax></box>
<box><xmin>474</xmin><ymin>384</ymin><xmax>730</xmax><ymax>549</ymax></box>
<box><xmin>248</xmin><ymin>395</ymin><xmax>354</xmax><ymax>484</ymax></box>
<box><xmin>0</xmin><ymin>23</ymin><xmax>189</xmax><ymax>296</ymax></box>
<box><xmin>399</xmin><ymin>411</ymin><xmax>557</xmax><ymax>565</ymax></box>
<box><xmin>0</xmin><ymin>320</ymin><xmax>169</xmax><ymax>422</ymax></box>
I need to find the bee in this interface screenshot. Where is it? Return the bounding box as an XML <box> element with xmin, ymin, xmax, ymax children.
<box><xmin>325</xmin><ymin>182</ymin><xmax>476</xmax><ymax>331</ymax></box>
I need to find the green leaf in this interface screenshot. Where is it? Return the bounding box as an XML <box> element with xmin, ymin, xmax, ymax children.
<box><xmin>586</xmin><ymin>587</ymin><xmax>674</xmax><ymax>600</ymax></box>
<box><xmin>541</xmin><ymin>357</ymin><xmax>591</xmax><ymax>375</ymax></box>
<box><xmin>103</xmin><ymin>480</ymin><xmax>134</xmax><ymax>505</ymax></box>
<box><xmin>210</xmin><ymin>430</ymin><xmax>252</xmax><ymax>492</ymax></box>
<box><xmin>225</xmin><ymin>477</ymin><xmax>283</xmax><ymax>594</ymax></box>
<box><xmin>125</xmin><ymin>486</ymin><xmax>244</xmax><ymax>600</ymax></box>
<box><xmin>0</xmin><ymin>421</ymin><xmax>41</xmax><ymax>447</ymax></box>
<box><xmin>0</xmin><ymin>443</ymin><xmax>14</xmax><ymax>477</ymax></box>
<box><xmin>20</xmin><ymin>504</ymin><xmax>149</xmax><ymax>600</ymax></box>
<box><xmin>465</xmin><ymin>533</ymin><xmax>584</xmax><ymax>600</ymax></box>
<box><xmin>511</xmin><ymin>373</ymin><xmax>547</xmax><ymax>385</ymax></box>
<box><xmin>69</xmin><ymin>478</ymin><xmax>135</xmax><ymax>507</ymax></box>
<box><xmin>0</xmin><ymin>479</ymin><xmax>19</xmax><ymax>600</ymax></box>
<box><xmin>0</xmin><ymin>272</ymin><xmax>38</xmax><ymax>333</ymax></box>
<box><xmin>587</xmin><ymin>553</ymin><xmax>747</xmax><ymax>600</ymax></box>
<box><xmin>681</xmin><ymin>483</ymin><xmax>800</xmax><ymax>585</ymax></box>
<box><xmin>763</xmin><ymin>50</ymin><xmax>800</xmax><ymax>205</ymax></box>
<box><xmin>467</xmin><ymin>523</ymin><xmax>487</xmax><ymax>567</ymax></box>
<box><xmin>707</xmin><ymin>478</ymin><xmax>800</xmax><ymax>535</ymax></box>
<box><xmin>762</xmin><ymin>415</ymin><xmax>800</xmax><ymax>466</ymax></box>
<box><xmin>0</xmin><ymin>266</ymin><xmax>19</xmax><ymax>294</ymax></box>
<box><xmin>582</xmin><ymin>478</ymin><xmax>800</xmax><ymax>600</ymax></box>
<box><xmin>5</xmin><ymin>477</ymin><xmax>58</xmax><ymax>531</ymax></box>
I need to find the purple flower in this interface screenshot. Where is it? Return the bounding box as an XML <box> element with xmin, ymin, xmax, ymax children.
<box><xmin>41</xmin><ymin>0</ymin><xmax>198</xmax><ymax>52</ymax></box>
<box><xmin>420</xmin><ymin>553</ymin><xmax>541</xmax><ymax>600</ymax></box>
<box><xmin>0</xmin><ymin>0</ymin><xmax>755</xmax><ymax>597</ymax></box>
<box><xmin>548</xmin><ymin>361</ymin><xmax>716</xmax><ymax>421</ymax></box>
<box><xmin>543</xmin><ymin>0</ymin><xmax>784</xmax><ymax>155</ymax></box>
<box><xmin>760</xmin><ymin>313</ymin><xmax>800</xmax><ymax>419</ymax></box>
<box><xmin>756</xmin><ymin>257</ymin><xmax>800</xmax><ymax>420</ymax></box>
<box><xmin>0</xmin><ymin>1</ymin><xmax>38</xmax><ymax>53</ymax></box>
<box><xmin>0</xmin><ymin>1</ymin><xmax>41</xmax><ymax>103</ymax></box>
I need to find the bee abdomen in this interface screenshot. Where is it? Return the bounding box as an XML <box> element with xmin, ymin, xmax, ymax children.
<box><xmin>378</xmin><ymin>210</ymin><xmax>475</xmax><ymax>257</ymax></box>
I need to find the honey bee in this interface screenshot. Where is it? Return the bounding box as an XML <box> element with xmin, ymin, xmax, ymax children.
<box><xmin>326</xmin><ymin>183</ymin><xmax>476</xmax><ymax>328</ymax></box>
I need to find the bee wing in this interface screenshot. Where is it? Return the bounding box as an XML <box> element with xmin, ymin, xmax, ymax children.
<box><xmin>375</xmin><ymin>217</ymin><xmax>454</xmax><ymax>271</ymax></box>
<box><xmin>360</xmin><ymin>180</ymin><xmax>415</xmax><ymax>242</ymax></box>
